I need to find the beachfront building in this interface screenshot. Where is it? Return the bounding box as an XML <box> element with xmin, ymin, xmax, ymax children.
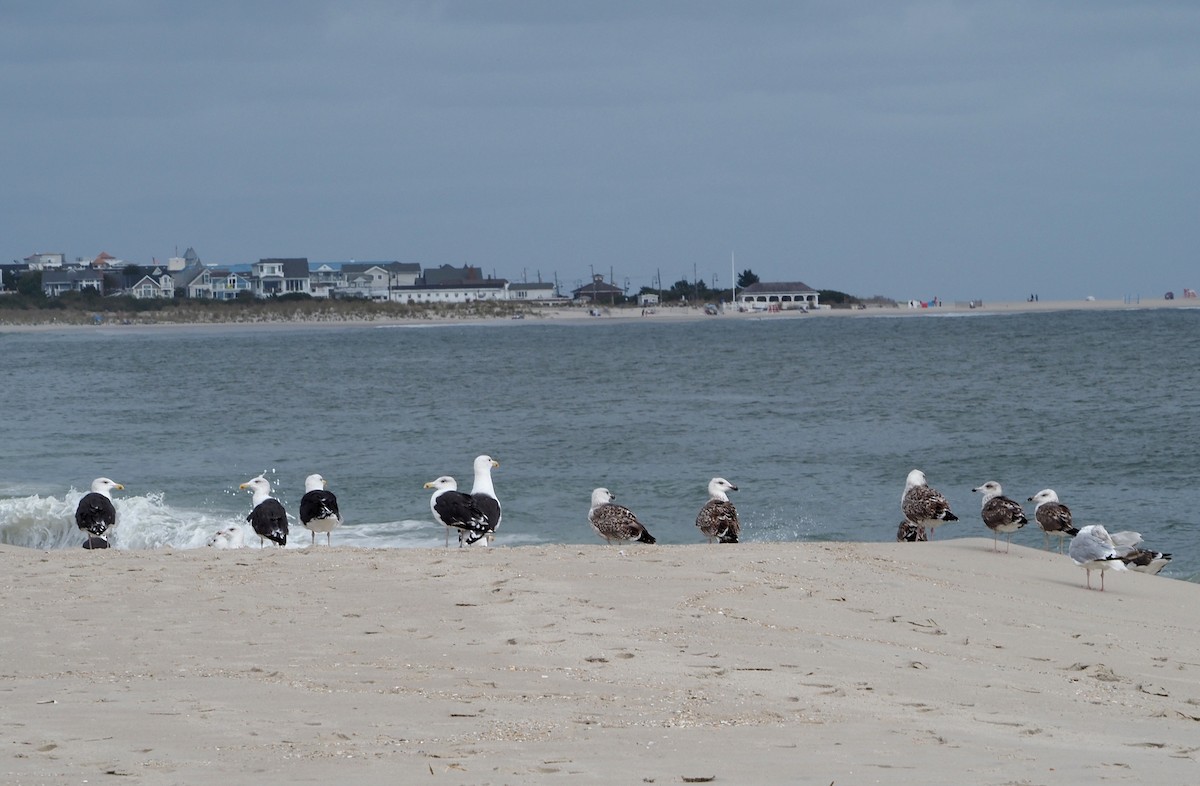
<box><xmin>394</xmin><ymin>263</ymin><xmax>509</xmax><ymax>304</ymax></box>
<box><xmin>211</xmin><ymin>270</ymin><xmax>254</xmax><ymax>300</ymax></box>
<box><xmin>41</xmin><ymin>268</ymin><xmax>105</xmax><ymax>297</ymax></box>
<box><xmin>737</xmin><ymin>281</ymin><xmax>820</xmax><ymax>311</ymax></box>
<box><xmin>89</xmin><ymin>252</ymin><xmax>126</xmax><ymax>269</ymax></box>
<box><xmin>23</xmin><ymin>253</ymin><xmax>66</xmax><ymax>270</ymax></box>
<box><xmin>308</xmin><ymin>264</ymin><xmax>341</xmax><ymax>298</ymax></box>
<box><xmin>506</xmin><ymin>281</ymin><xmax>560</xmax><ymax>302</ymax></box>
<box><xmin>336</xmin><ymin>261</ymin><xmax>422</xmax><ymax>301</ymax></box>
<box><xmin>572</xmin><ymin>274</ymin><xmax>625</xmax><ymax>304</ymax></box>
<box><xmin>170</xmin><ymin>262</ymin><xmax>215</xmax><ymax>299</ymax></box>
<box><xmin>396</xmin><ymin>280</ymin><xmax>509</xmax><ymax>304</ymax></box>
<box><xmin>129</xmin><ymin>267</ymin><xmax>176</xmax><ymax>299</ymax></box>
<box><xmin>250</xmin><ymin>258</ymin><xmax>311</xmax><ymax>297</ymax></box>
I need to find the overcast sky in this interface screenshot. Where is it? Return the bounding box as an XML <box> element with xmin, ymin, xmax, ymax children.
<box><xmin>3</xmin><ymin>1</ymin><xmax>1198</xmax><ymax>301</ymax></box>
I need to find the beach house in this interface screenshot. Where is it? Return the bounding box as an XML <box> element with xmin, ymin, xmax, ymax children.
<box><xmin>737</xmin><ymin>281</ymin><xmax>820</xmax><ymax>311</ymax></box>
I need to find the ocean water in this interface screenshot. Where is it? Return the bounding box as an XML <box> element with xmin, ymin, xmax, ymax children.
<box><xmin>2</xmin><ymin>309</ymin><xmax>1197</xmax><ymax>581</ymax></box>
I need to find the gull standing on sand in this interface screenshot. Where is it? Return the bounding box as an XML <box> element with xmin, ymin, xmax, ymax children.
<box><xmin>240</xmin><ymin>475</ymin><xmax>289</xmax><ymax>548</ymax></box>
<box><xmin>425</xmin><ymin>476</ymin><xmax>492</xmax><ymax>547</ymax></box>
<box><xmin>901</xmin><ymin>470</ymin><xmax>958</xmax><ymax>540</ymax></box>
<box><xmin>1068</xmin><ymin>524</ymin><xmax>1128</xmax><ymax>591</ymax></box>
<box><xmin>299</xmin><ymin>473</ymin><xmax>342</xmax><ymax>546</ymax></box>
<box><xmin>972</xmin><ymin>481</ymin><xmax>1028</xmax><ymax>553</ymax></box>
<box><xmin>1027</xmin><ymin>489</ymin><xmax>1078</xmax><ymax>552</ymax></box>
<box><xmin>75</xmin><ymin>477</ymin><xmax>124</xmax><ymax>548</ymax></box>
<box><xmin>588</xmin><ymin>488</ymin><xmax>656</xmax><ymax>545</ymax></box>
<box><xmin>696</xmin><ymin>477</ymin><xmax>740</xmax><ymax>543</ymax></box>
<box><xmin>469</xmin><ymin>455</ymin><xmax>502</xmax><ymax>547</ymax></box>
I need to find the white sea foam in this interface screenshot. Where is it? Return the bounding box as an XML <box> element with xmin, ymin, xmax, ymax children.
<box><xmin>0</xmin><ymin>492</ymin><xmax>534</xmax><ymax>551</ymax></box>
<box><xmin>0</xmin><ymin>490</ymin><xmax>241</xmax><ymax>551</ymax></box>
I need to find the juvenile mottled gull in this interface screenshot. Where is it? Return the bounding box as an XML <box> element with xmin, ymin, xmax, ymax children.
<box><xmin>972</xmin><ymin>481</ymin><xmax>1028</xmax><ymax>553</ymax></box>
<box><xmin>299</xmin><ymin>473</ymin><xmax>342</xmax><ymax>546</ymax></box>
<box><xmin>901</xmin><ymin>469</ymin><xmax>958</xmax><ymax>540</ymax></box>
<box><xmin>696</xmin><ymin>477</ymin><xmax>740</xmax><ymax>544</ymax></box>
<box><xmin>1027</xmin><ymin>489</ymin><xmax>1078</xmax><ymax>552</ymax></box>
<box><xmin>1068</xmin><ymin>524</ymin><xmax>1128</xmax><ymax>591</ymax></box>
<box><xmin>75</xmin><ymin>477</ymin><xmax>124</xmax><ymax>546</ymax></box>
<box><xmin>240</xmin><ymin>475</ymin><xmax>288</xmax><ymax>547</ymax></box>
<box><xmin>588</xmin><ymin>488</ymin><xmax>656</xmax><ymax>545</ymax></box>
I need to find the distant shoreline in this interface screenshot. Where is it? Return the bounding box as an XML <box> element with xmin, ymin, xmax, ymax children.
<box><xmin>1</xmin><ymin>296</ymin><xmax>1195</xmax><ymax>334</ymax></box>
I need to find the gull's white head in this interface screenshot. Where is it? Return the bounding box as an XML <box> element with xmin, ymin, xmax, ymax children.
<box><xmin>904</xmin><ymin>469</ymin><xmax>927</xmax><ymax>490</ymax></box>
<box><xmin>972</xmin><ymin>481</ymin><xmax>1003</xmax><ymax>504</ymax></box>
<box><xmin>239</xmin><ymin>475</ymin><xmax>273</xmax><ymax>504</ymax></box>
<box><xmin>90</xmin><ymin>477</ymin><xmax>124</xmax><ymax>498</ymax></box>
<box><xmin>424</xmin><ymin>476</ymin><xmax>457</xmax><ymax>492</ymax></box>
<box><xmin>707</xmin><ymin>477</ymin><xmax>738</xmax><ymax>500</ymax></box>
<box><xmin>474</xmin><ymin>455</ymin><xmax>500</xmax><ymax>473</ymax></box>
<box><xmin>304</xmin><ymin>473</ymin><xmax>327</xmax><ymax>493</ymax></box>
<box><xmin>590</xmin><ymin>487</ymin><xmax>615</xmax><ymax>508</ymax></box>
<box><xmin>1028</xmin><ymin>488</ymin><xmax>1059</xmax><ymax>506</ymax></box>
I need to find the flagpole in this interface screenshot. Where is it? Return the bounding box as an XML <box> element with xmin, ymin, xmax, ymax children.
<box><xmin>730</xmin><ymin>251</ymin><xmax>736</xmax><ymax>311</ymax></box>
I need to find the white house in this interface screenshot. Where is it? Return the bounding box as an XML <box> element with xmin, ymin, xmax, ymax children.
<box><xmin>24</xmin><ymin>253</ymin><xmax>65</xmax><ymax>270</ymax></box>
<box><xmin>738</xmin><ymin>281</ymin><xmax>820</xmax><ymax>311</ymax></box>
<box><xmin>506</xmin><ymin>281</ymin><xmax>560</xmax><ymax>302</ymax></box>
<box><xmin>333</xmin><ymin>262</ymin><xmax>423</xmax><ymax>301</ymax></box>
<box><xmin>395</xmin><ymin>281</ymin><xmax>508</xmax><ymax>304</ymax></box>
<box><xmin>251</xmin><ymin>258</ymin><xmax>311</xmax><ymax>297</ymax></box>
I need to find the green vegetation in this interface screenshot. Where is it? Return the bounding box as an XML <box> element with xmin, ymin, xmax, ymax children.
<box><xmin>736</xmin><ymin>269</ymin><xmax>760</xmax><ymax>288</ymax></box>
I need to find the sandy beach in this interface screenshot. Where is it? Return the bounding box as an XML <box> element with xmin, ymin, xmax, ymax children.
<box><xmin>3</xmin><ymin>539</ymin><xmax>1197</xmax><ymax>785</ymax></box>
<box><xmin>1</xmin><ymin>295</ymin><xmax>1197</xmax><ymax>334</ymax></box>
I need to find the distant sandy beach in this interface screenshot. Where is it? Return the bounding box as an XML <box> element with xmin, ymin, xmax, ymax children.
<box><xmin>2</xmin><ymin>296</ymin><xmax>1196</xmax><ymax>335</ymax></box>
<box><xmin>3</xmin><ymin>539</ymin><xmax>1197</xmax><ymax>785</ymax></box>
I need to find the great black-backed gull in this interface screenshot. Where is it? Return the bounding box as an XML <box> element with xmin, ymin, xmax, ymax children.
<box><xmin>696</xmin><ymin>477</ymin><xmax>740</xmax><ymax>543</ymax></box>
<box><xmin>469</xmin><ymin>455</ymin><xmax>501</xmax><ymax>547</ymax></box>
<box><xmin>1027</xmin><ymin>489</ymin><xmax>1079</xmax><ymax>552</ymax></box>
<box><xmin>299</xmin><ymin>473</ymin><xmax>342</xmax><ymax>546</ymax></box>
<box><xmin>239</xmin><ymin>475</ymin><xmax>289</xmax><ymax>547</ymax></box>
<box><xmin>1068</xmin><ymin>524</ymin><xmax>1128</xmax><ymax>591</ymax></box>
<box><xmin>972</xmin><ymin>480</ymin><xmax>1028</xmax><ymax>553</ymax></box>
<box><xmin>206</xmin><ymin>525</ymin><xmax>246</xmax><ymax>549</ymax></box>
<box><xmin>901</xmin><ymin>470</ymin><xmax>958</xmax><ymax>539</ymax></box>
<box><xmin>424</xmin><ymin>476</ymin><xmax>492</xmax><ymax>546</ymax></box>
<box><xmin>588</xmin><ymin>488</ymin><xmax>656</xmax><ymax>545</ymax></box>
<box><xmin>75</xmin><ymin>477</ymin><xmax>124</xmax><ymax>546</ymax></box>
<box><xmin>1106</xmin><ymin>530</ymin><xmax>1173</xmax><ymax>575</ymax></box>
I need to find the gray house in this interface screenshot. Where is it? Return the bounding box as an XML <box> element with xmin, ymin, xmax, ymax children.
<box><xmin>171</xmin><ymin>262</ymin><xmax>215</xmax><ymax>298</ymax></box>
<box><xmin>42</xmin><ymin>269</ymin><xmax>104</xmax><ymax>297</ymax></box>
<box><xmin>572</xmin><ymin>274</ymin><xmax>624</xmax><ymax>304</ymax></box>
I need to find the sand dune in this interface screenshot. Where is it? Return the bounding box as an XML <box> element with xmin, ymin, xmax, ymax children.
<box><xmin>2</xmin><ymin>539</ymin><xmax>1197</xmax><ymax>784</ymax></box>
